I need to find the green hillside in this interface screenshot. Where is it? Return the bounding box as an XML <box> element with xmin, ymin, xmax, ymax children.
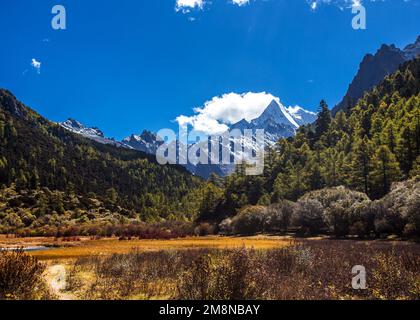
<box><xmin>0</xmin><ymin>89</ymin><xmax>203</xmax><ymax>230</ymax></box>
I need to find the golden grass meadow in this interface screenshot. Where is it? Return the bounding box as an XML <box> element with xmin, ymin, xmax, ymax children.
<box><xmin>0</xmin><ymin>235</ymin><xmax>293</xmax><ymax>260</ymax></box>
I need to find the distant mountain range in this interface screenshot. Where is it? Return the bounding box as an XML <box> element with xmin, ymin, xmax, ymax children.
<box><xmin>333</xmin><ymin>35</ymin><xmax>420</xmax><ymax>115</ymax></box>
<box><xmin>58</xmin><ymin>35</ymin><xmax>420</xmax><ymax>178</ymax></box>
<box><xmin>59</xmin><ymin>100</ymin><xmax>317</xmax><ymax>178</ymax></box>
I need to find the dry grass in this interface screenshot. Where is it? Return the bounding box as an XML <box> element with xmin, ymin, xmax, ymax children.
<box><xmin>53</xmin><ymin>242</ymin><xmax>420</xmax><ymax>300</ymax></box>
<box><xmin>8</xmin><ymin>236</ymin><xmax>293</xmax><ymax>260</ymax></box>
<box><xmin>1</xmin><ymin>236</ymin><xmax>418</xmax><ymax>300</ymax></box>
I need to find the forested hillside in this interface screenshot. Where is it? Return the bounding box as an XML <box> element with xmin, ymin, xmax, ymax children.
<box><xmin>0</xmin><ymin>89</ymin><xmax>203</xmax><ymax>226</ymax></box>
<box><xmin>198</xmin><ymin>57</ymin><xmax>420</xmax><ymax>225</ymax></box>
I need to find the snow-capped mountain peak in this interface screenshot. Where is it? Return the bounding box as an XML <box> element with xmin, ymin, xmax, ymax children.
<box><xmin>228</xmin><ymin>99</ymin><xmax>315</xmax><ymax>145</ymax></box>
<box><xmin>123</xmin><ymin>130</ymin><xmax>163</xmax><ymax>154</ymax></box>
<box><xmin>60</xmin><ymin>118</ymin><xmax>105</xmax><ymax>138</ymax></box>
<box><xmin>286</xmin><ymin>106</ymin><xmax>318</xmax><ymax>126</ymax></box>
<box><xmin>59</xmin><ymin>118</ymin><xmax>130</xmax><ymax>149</ymax></box>
<box><xmin>252</xmin><ymin>100</ymin><xmax>299</xmax><ymax>129</ymax></box>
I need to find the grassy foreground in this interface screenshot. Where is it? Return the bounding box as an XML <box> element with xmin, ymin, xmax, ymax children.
<box><xmin>0</xmin><ymin>237</ymin><xmax>419</xmax><ymax>300</ymax></box>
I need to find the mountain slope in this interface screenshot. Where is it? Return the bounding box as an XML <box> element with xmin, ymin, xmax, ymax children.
<box><xmin>0</xmin><ymin>89</ymin><xmax>202</xmax><ymax>220</ymax></box>
<box><xmin>333</xmin><ymin>36</ymin><xmax>420</xmax><ymax>115</ymax></box>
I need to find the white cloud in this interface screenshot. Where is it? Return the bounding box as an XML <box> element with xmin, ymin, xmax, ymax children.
<box><xmin>175</xmin><ymin>0</ymin><xmax>395</xmax><ymax>14</ymax></box>
<box><xmin>307</xmin><ymin>0</ymin><xmax>374</xmax><ymax>11</ymax></box>
<box><xmin>175</xmin><ymin>0</ymin><xmax>252</xmax><ymax>14</ymax></box>
<box><xmin>31</xmin><ymin>58</ymin><xmax>41</xmax><ymax>74</ymax></box>
<box><xmin>231</xmin><ymin>0</ymin><xmax>250</xmax><ymax>6</ymax></box>
<box><xmin>175</xmin><ymin>0</ymin><xmax>205</xmax><ymax>12</ymax></box>
<box><xmin>176</xmin><ymin>92</ymin><xmax>285</xmax><ymax>135</ymax></box>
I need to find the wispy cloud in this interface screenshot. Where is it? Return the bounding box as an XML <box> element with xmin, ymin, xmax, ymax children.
<box><xmin>31</xmin><ymin>58</ymin><xmax>41</xmax><ymax>74</ymax></box>
<box><xmin>175</xmin><ymin>0</ymin><xmax>251</xmax><ymax>13</ymax></box>
<box><xmin>175</xmin><ymin>0</ymin><xmax>411</xmax><ymax>14</ymax></box>
<box><xmin>307</xmin><ymin>0</ymin><xmax>382</xmax><ymax>11</ymax></box>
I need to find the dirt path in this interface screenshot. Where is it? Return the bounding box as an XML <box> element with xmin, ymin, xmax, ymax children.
<box><xmin>45</xmin><ymin>264</ymin><xmax>76</xmax><ymax>300</ymax></box>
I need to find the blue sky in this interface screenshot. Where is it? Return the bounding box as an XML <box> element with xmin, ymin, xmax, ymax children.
<box><xmin>0</xmin><ymin>0</ymin><xmax>419</xmax><ymax>139</ymax></box>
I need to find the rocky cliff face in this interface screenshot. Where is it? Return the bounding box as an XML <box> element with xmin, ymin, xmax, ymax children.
<box><xmin>332</xmin><ymin>36</ymin><xmax>420</xmax><ymax>115</ymax></box>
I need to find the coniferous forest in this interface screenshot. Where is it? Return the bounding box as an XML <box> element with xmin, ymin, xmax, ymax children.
<box><xmin>0</xmin><ymin>88</ymin><xmax>206</xmax><ymax>235</ymax></box>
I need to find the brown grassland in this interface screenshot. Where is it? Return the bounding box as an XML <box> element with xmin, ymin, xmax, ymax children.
<box><xmin>0</xmin><ymin>236</ymin><xmax>419</xmax><ymax>300</ymax></box>
<box><xmin>0</xmin><ymin>235</ymin><xmax>293</xmax><ymax>260</ymax></box>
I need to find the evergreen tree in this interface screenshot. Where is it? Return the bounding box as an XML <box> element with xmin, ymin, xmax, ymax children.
<box><xmin>349</xmin><ymin>136</ymin><xmax>373</xmax><ymax>195</ymax></box>
<box><xmin>315</xmin><ymin>100</ymin><xmax>332</xmax><ymax>141</ymax></box>
<box><xmin>371</xmin><ymin>145</ymin><xmax>402</xmax><ymax>197</ymax></box>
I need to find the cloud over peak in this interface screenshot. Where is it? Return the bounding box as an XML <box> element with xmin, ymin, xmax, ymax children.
<box><xmin>176</xmin><ymin>92</ymin><xmax>292</xmax><ymax>135</ymax></box>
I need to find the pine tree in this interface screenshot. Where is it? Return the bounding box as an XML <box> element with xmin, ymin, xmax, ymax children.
<box><xmin>397</xmin><ymin>125</ymin><xmax>415</xmax><ymax>174</ymax></box>
<box><xmin>409</xmin><ymin>156</ymin><xmax>420</xmax><ymax>178</ymax></box>
<box><xmin>322</xmin><ymin>148</ymin><xmax>344</xmax><ymax>187</ymax></box>
<box><xmin>349</xmin><ymin>136</ymin><xmax>373</xmax><ymax>195</ymax></box>
<box><xmin>315</xmin><ymin>100</ymin><xmax>332</xmax><ymax>141</ymax></box>
<box><xmin>371</xmin><ymin>145</ymin><xmax>402</xmax><ymax>197</ymax></box>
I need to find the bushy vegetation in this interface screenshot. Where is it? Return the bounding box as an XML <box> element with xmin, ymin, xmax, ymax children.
<box><xmin>0</xmin><ymin>185</ymin><xmax>196</xmax><ymax>238</ymax></box>
<box><xmin>219</xmin><ymin>179</ymin><xmax>420</xmax><ymax>239</ymax></box>
<box><xmin>61</xmin><ymin>242</ymin><xmax>420</xmax><ymax>300</ymax></box>
<box><xmin>0</xmin><ymin>250</ymin><xmax>52</xmax><ymax>300</ymax></box>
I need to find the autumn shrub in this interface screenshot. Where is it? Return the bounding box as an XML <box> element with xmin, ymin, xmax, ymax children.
<box><xmin>377</xmin><ymin>178</ymin><xmax>420</xmax><ymax>237</ymax></box>
<box><xmin>74</xmin><ymin>250</ymin><xmax>208</xmax><ymax>300</ymax></box>
<box><xmin>177</xmin><ymin>248</ymin><xmax>269</xmax><ymax>300</ymax></box>
<box><xmin>264</xmin><ymin>201</ymin><xmax>295</xmax><ymax>233</ymax></box>
<box><xmin>0</xmin><ymin>250</ymin><xmax>51</xmax><ymax>300</ymax></box>
<box><xmin>194</xmin><ymin>223</ymin><xmax>216</xmax><ymax>236</ymax></box>
<box><xmin>219</xmin><ymin>181</ymin><xmax>420</xmax><ymax>239</ymax></box>
<box><xmin>14</xmin><ymin>221</ymin><xmax>195</xmax><ymax>239</ymax></box>
<box><xmin>230</xmin><ymin>206</ymin><xmax>267</xmax><ymax>235</ymax></box>
<box><xmin>299</xmin><ymin>186</ymin><xmax>370</xmax><ymax>209</ymax></box>
<box><xmin>218</xmin><ymin>218</ymin><xmax>233</xmax><ymax>235</ymax></box>
<box><xmin>325</xmin><ymin>202</ymin><xmax>352</xmax><ymax>237</ymax></box>
<box><xmin>292</xmin><ymin>199</ymin><xmax>325</xmax><ymax>235</ymax></box>
<box><xmin>348</xmin><ymin>200</ymin><xmax>380</xmax><ymax>238</ymax></box>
